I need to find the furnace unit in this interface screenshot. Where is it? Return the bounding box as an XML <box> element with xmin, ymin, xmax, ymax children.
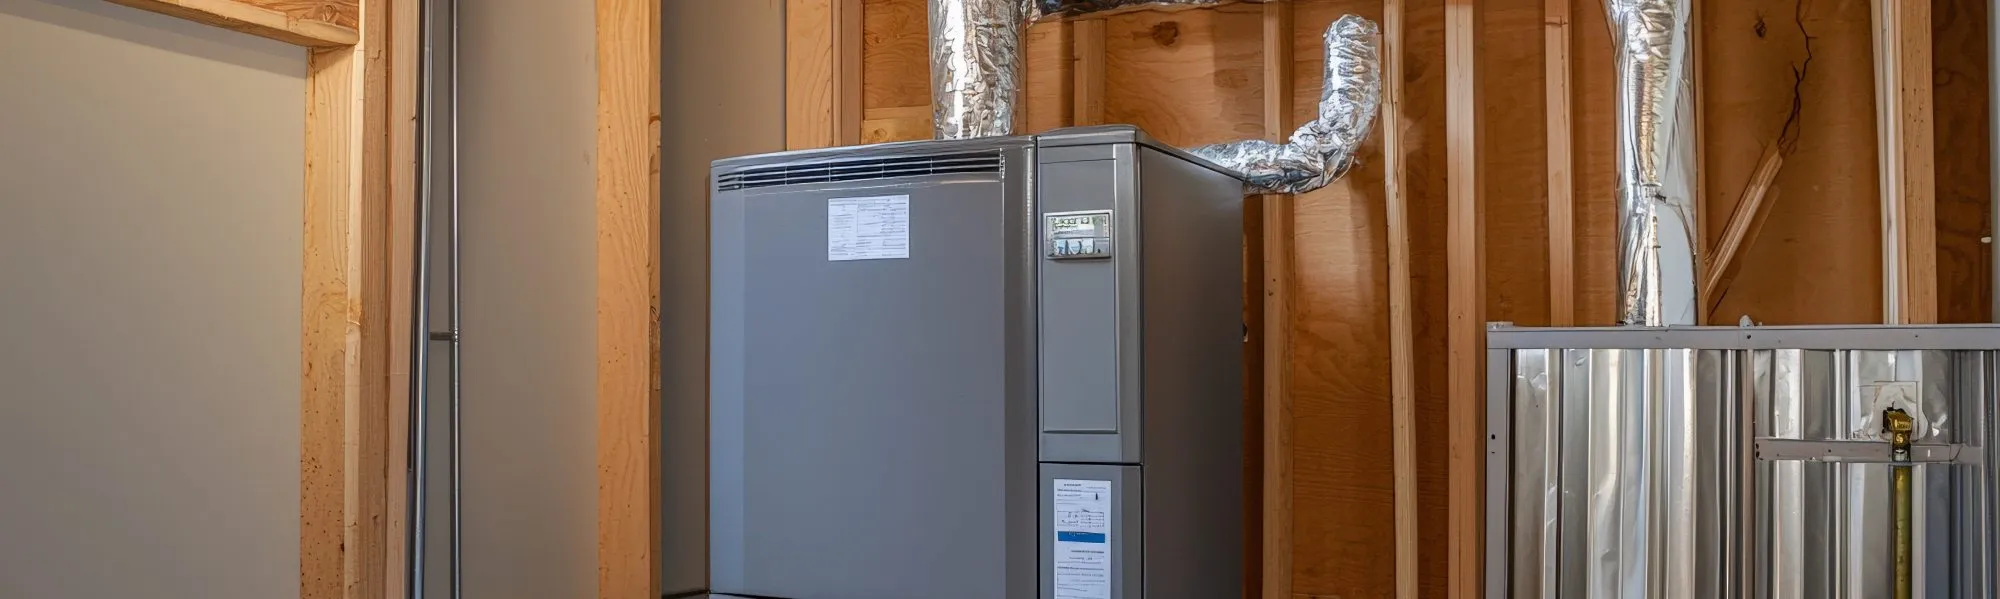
<box><xmin>707</xmin><ymin>125</ymin><xmax>1246</xmax><ymax>599</ymax></box>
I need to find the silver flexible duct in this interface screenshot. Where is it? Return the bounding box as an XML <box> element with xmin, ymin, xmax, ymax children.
<box><xmin>1606</xmin><ymin>0</ymin><xmax>1698</xmax><ymax>326</ymax></box>
<box><xmin>927</xmin><ymin>2</ymin><xmax>1381</xmax><ymax>194</ymax></box>
<box><xmin>929</xmin><ymin>0</ymin><xmax>1243</xmax><ymax>139</ymax></box>
<box><xmin>930</xmin><ymin>0</ymin><xmax>1024</xmax><ymax>139</ymax></box>
<box><xmin>1187</xmin><ymin>15</ymin><xmax>1380</xmax><ymax>194</ymax></box>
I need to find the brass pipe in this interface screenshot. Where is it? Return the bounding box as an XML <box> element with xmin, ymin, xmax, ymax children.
<box><xmin>1887</xmin><ymin>408</ymin><xmax>1915</xmax><ymax>599</ymax></box>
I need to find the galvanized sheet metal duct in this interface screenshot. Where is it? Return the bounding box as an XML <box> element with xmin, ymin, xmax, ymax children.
<box><xmin>1607</xmin><ymin>0</ymin><xmax>1699</xmax><ymax>326</ymax></box>
<box><xmin>1188</xmin><ymin>15</ymin><xmax>1380</xmax><ymax>194</ymax></box>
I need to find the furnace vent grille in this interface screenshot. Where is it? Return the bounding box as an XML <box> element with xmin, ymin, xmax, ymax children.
<box><xmin>716</xmin><ymin>151</ymin><xmax>1002</xmax><ymax>191</ymax></box>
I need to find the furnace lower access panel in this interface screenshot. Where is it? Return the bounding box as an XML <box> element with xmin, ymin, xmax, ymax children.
<box><xmin>706</xmin><ymin>125</ymin><xmax>1244</xmax><ymax>599</ymax></box>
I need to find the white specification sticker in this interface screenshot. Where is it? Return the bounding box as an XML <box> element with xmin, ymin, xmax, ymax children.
<box><xmin>1052</xmin><ymin>478</ymin><xmax>1113</xmax><ymax>599</ymax></box>
<box><xmin>827</xmin><ymin>195</ymin><xmax>909</xmax><ymax>261</ymax></box>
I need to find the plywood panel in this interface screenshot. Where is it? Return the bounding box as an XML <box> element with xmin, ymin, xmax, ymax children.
<box><xmin>1482</xmin><ymin>0</ymin><xmax>1549</xmax><ymax>327</ymax></box>
<box><xmin>1102</xmin><ymin>2</ymin><xmax>1264</xmax><ymax>145</ymax></box>
<box><xmin>1933</xmin><ymin>0</ymin><xmax>1993</xmax><ymax>324</ymax></box>
<box><xmin>863</xmin><ymin>0</ymin><xmax>929</xmax><ymax>114</ymax></box>
<box><xmin>788</xmin><ymin>0</ymin><xmax>863</xmax><ymax>149</ymax></box>
<box><xmin>1288</xmin><ymin>1</ymin><xmax>1392</xmax><ymax>596</ymax></box>
<box><xmin>1702</xmin><ymin>0</ymin><xmax>1881</xmax><ymax>324</ymax></box>
<box><xmin>1025</xmin><ymin>19</ymin><xmax>1075</xmax><ymax>132</ymax></box>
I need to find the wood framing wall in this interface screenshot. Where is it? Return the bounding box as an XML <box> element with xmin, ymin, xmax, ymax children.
<box><xmin>784</xmin><ymin>0</ymin><xmax>1998</xmax><ymax>596</ymax></box>
<box><xmin>110</xmin><ymin>1</ymin><xmax>413</xmax><ymax>598</ymax></box>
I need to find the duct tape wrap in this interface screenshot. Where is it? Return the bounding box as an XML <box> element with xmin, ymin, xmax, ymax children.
<box><xmin>1187</xmin><ymin>15</ymin><xmax>1381</xmax><ymax>194</ymax></box>
<box><xmin>1028</xmin><ymin>0</ymin><xmax>1225</xmax><ymax>19</ymax></box>
<box><xmin>930</xmin><ymin>0</ymin><xmax>1025</xmax><ymax>139</ymax></box>
<box><xmin>1607</xmin><ymin>0</ymin><xmax>1698</xmax><ymax>326</ymax></box>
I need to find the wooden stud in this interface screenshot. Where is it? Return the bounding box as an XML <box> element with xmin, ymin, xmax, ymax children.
<box><xmin>1258</xmin><ymin>5</ymin><xmax>1292</xmax><ymax>598</ymax></box>
<box><xmin>1702</xmin><ymin>144</ymin><xmax>1784</xmax><ymax>317</ymax></box>
<box><xmin>1546</xmin><ymin>0</ymin><xmax>1574</xmax><ymax>326</ymax></box>
<box><xmin>384</xmin><ymin>0</ymin><xmax>420</xmax><ymax>590</ymax></box>
<box><xmin>1381</xmin><ymin>0</ymin><xmax>1417</xmax><ymax>597</ymax></box>
<box><xmin>1445</xmin><ymin>0</ymin><xmax>1485</xmax><ymax>597</ymax></box>
<box><xmin>1261</xmin><ymin>194</ymin><xmax>1295</xmax><ymax>599</ymax></box>
<box><xmin>1263</xmin><ymin>0</ymin><xmax>1292</xmax><ymax>143</ymax></box>
<box><xmin>1074</xmin><ymin>17</ymin><xmax>1108</xmax><ymax>127</ymax></box>
<box><xmin>598</xmin><ymin>0</ymin><xmax>664</xmax><ymax>595</ymax></box>
<box><xmin>1873</xmin><ymin>0</ymin><xmax>1938</xmax><ymax>325</ymax></box>
<box><xmin>351</xmin><ymin>0</ymin><xmax>392</xmax><ymax>593</ymax></box>
<box><xmin>103</xmin><ymin>0</ymin><xmax>359</xmax><ymax>46</ymax></box>
<box><xmin>297</xmin><ymin>0</ymin><xmax>396</xmax><ymax>590</ymax></box>
<box><xmin>299</xmin><ymin>42</ymin><xmax>354</xmax><ymax>599</ymax></box>
<box><xmin>126</xmin><ymin>0</ymin><xmax>407</xmax><ymax>594</ymax></box>
<box><xmin>787</xmin><ymin>0</ymin><xmax>863</xmax><ymax>149</ymax></box>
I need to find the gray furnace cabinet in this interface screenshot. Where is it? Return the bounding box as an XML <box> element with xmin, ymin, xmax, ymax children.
<box><xmin>707</xmin><ymin>125</ymin><xmax>1245</xmax><ymax>599</ymax></box>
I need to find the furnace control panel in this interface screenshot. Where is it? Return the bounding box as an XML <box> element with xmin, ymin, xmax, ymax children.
<box><xmin>1044</xmin><ymin>210</ymin><xmax>1114</xmax><ymax>260</ymax></box>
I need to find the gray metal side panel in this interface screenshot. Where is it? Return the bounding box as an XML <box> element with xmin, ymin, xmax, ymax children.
<box><xmin>709</xmin><ymin>151</ymin><xmax>1037</xmax><ymax>598</ymax></box>
<box><xmin>1485</xmin><ymin>348</ymin><xmax>1513</xmax><ymax>599</ymax></box>
<box><xmin>1039</xmin><ymin>463</ymin><xmax>1143</xmax><ymax>599</ymax></box>
<box><xmin>710</xmin><ymin>178</ymin><xmax>749</xmax><ymax>590</ymax></box>
<box><xmin>1134</xmin><ymin>146</ymin><xmax>1245</xmax><ymax>598</ymax></box>
<box><xmin>1038</xmin><ymin>143</ymin><xmax>1144</xmax><ymax>464</ymax></box>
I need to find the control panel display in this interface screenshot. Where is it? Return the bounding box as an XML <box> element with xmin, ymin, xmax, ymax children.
<box><xmin>1044</xmin><ymin>210</ymin><xmax>1114</xmax><ymax>260</ymax></box>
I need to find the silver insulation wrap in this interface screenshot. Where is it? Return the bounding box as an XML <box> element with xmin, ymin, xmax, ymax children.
<box><xmin>1607</xmin><ymin>0</ymin><xmax>1698</xmax><ymax>325</ymax></box>
<box><xmin>1027</xmin><ymin>0</ymin><xmax>1225</xmax><ymax>19</ymax></box>
<box><xmin>1187</xmin><ymin>15</ymin><xmax>1381</xmax><ymax>194</ymax></box>
<box><xmin>929</xmin><ymin>0</ymin><xmax>1024</xmax><ymax>139</ymax></box>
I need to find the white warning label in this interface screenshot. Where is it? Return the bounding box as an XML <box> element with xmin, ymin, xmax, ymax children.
<box><xmin>827</xmin><ymin>195</ymin><xmax>910</xmax><ymax>261</ymax></box>
<box><xmin>1052</xmin><ymin>478</ymin><xmax>1112</xmax><ymax>599</ymax></box>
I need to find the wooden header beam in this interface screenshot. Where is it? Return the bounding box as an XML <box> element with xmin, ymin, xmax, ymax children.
<box><xmin>105</xmin><ymin>0</ymin><xmax>359</xmax><ymax>46</ymax></box>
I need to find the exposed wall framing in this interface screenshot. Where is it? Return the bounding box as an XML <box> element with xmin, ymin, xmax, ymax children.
<box><xmin>597</xmin><ymin>0</ymin><xmax>665</xmax><ymax>597</ymax></box>
<box><xmin>106</xmin><ymin>0</ymin><xmax>360</xmax><ymax>45</ymax></box>
<box><xmin>805</xmin><ymin>0</ymin><xmax>1993</xmax><ymax>595</ymax></box>
<box><xmin>111</xmin><ymin>0</ymin><xmax>413</xmax><ymax>597</ymax></box>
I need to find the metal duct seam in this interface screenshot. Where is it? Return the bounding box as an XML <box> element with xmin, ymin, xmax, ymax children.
<box><xmin>1606</xmin><ymin>0</ymin><xmax>1698</xmax><ymax>326</ymax></box>
<box><xmin>1188</xmin><ymin>15</ymin><xmax>1382</xmax><ymax>194</ymax></box>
